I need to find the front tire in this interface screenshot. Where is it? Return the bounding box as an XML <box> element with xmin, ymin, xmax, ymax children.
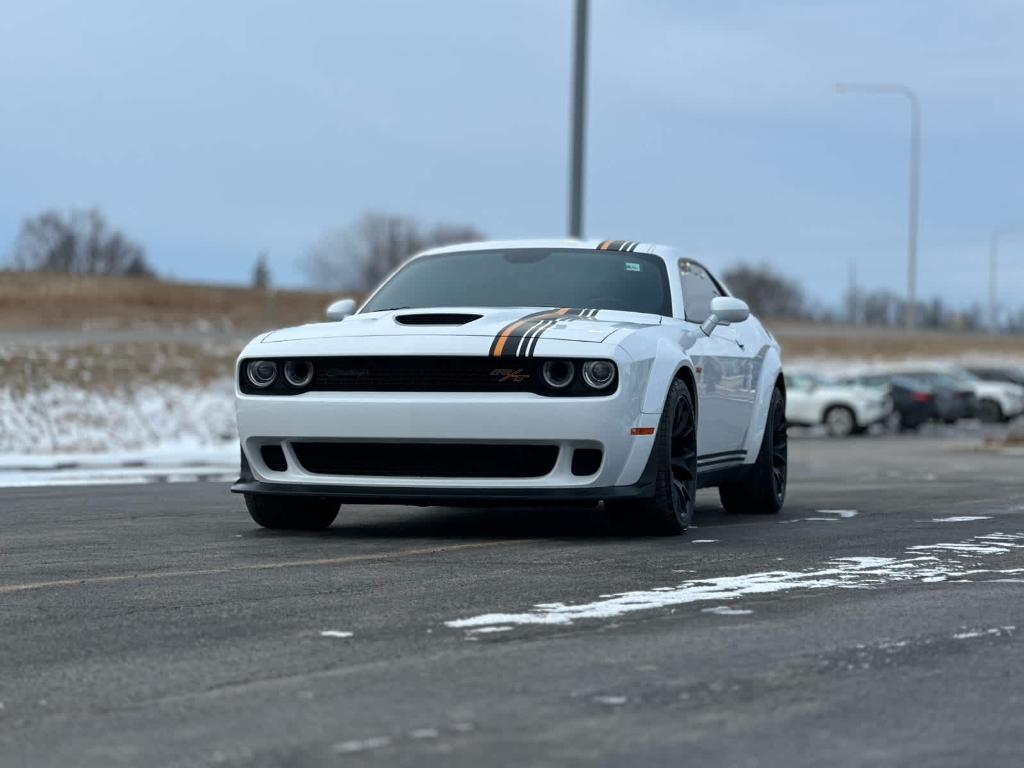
<box><xmin>244</xmin><ymin>493</ymin><xmax>340</xmax><ymax>530</ymax></box>
<box><xmin>978</xmin><ymin>399</ymin><xmax>1005</xmax><ymax>423</ymax></box>
<box><xmin>719</xmin><ymin>386</ymin><xmax>787</xmax><ymax>515</ymax></box>
<box><xmin>608</xmin><ymin>379</ymin><xmax>697</xmax><ymax>535</ymax></box>
<box><xmin>823</xmin><ymin>405</ymin><xmax>857</xmax><ymax>437</ymax></box>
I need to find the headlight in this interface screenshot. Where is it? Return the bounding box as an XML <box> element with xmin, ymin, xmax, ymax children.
<box><xmin>284</xmin><ymin>360</ymin><xmax>314</xmax><ymax>388</ymax></box>
<box><xmin>541</xmin><ymin>360</ymin><xmax>575</xmax><ymax>389</ymax></box>
<box><xmin>246</xmin><ymin>360</ymin><xmax>277</xmax><ymax>388</ymax></box>
<box><xmin>582</xmin><ymin>360</ymin><xmax>616</xmax><ymax>389</ymax></box>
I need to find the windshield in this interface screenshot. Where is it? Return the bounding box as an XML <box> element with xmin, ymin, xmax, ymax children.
<box><xmin>362</xmin><ymin>248</ymin><xmax>673</xmax><ymax>316</ymax></box>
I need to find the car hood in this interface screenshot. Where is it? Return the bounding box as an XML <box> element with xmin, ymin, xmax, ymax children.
<box><xmin>261</xmin><ymin>307</ymin><xmax>663</xmax><ymax>345</ymax></box>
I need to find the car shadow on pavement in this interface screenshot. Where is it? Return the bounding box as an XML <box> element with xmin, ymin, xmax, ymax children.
<box><xmin>254</xmin><ymin>497</ymin><xmax>781</xmax><ymax>542</ymax></box>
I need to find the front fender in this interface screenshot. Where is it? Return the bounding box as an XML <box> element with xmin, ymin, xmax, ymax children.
<box><xmin>640</xmin><ymin>336</ymin><xmax>695</xmax><ymax>415</ymax></box>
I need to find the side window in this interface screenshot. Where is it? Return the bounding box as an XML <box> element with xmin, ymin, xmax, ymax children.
<box><xmin>678</xmin><ymin>260</ymin><xmax>724</xmax><ymax>323</ymax></box>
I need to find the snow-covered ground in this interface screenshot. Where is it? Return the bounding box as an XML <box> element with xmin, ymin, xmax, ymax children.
<box><xmin>0</xmin><ymin>341</ymin><xmax>240</xmax><ymax>486</ymax></box>
<box><xmin>0</xmin><ymin>442</ymin><xmax>238</xmax><ymax>487</ymax></box>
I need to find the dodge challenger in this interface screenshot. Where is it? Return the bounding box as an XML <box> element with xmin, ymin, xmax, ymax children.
<box><xmin>232</xmin><ymin>239</ymin><xmax>787</xmax><ymax>535</ymax></box>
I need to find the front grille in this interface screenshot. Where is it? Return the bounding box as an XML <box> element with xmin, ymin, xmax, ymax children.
<box><xmin>292</xmin><ymin>442</ymin><xmax>559</xmax><ymax>478</ymax></box>
<box><xmin>239</xmin><ymin>356</ymin><xmax>617</xmax><ymax>397</ymax></box>
<box><xmin>309</xmin><ymin>356</ymin><xmax>537</xmax><ymax>393</ymax></box>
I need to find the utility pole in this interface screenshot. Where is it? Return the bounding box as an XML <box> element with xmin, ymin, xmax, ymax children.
<box><xmin>847</xmin><ymin>257</ymin><xmax>859</xmax><ymax>324</ymax></box>
<box><xmin>568</xmin><ymin>0</ymin><xmax>588</xmax><ymax>238</ymax></box>
<box><xmin>835</xmin><ymin>83</ymin><xmax>921</xmax><ymax>330</ymax></box>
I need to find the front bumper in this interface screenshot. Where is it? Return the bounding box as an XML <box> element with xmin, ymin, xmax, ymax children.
<box><xmin>234</xmin><ymin>386</ymin><xmax>657</xmax><ymax>493</ymax></box>
<box><xmin>856</xmin><ymin>397</ymin><xmax>892</xmax><ymax>426</ymax></box>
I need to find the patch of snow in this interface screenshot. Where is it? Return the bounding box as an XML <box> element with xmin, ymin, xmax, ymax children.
<box><xmin>593</xmin><ymin>695</ymin><xmax>627</xmax><ymax>706</ymax></box>
<box><xmin>816</xmin><ymin>509</ymin><xmax>859</xmax><ymax>518</ymax></box>
<box><xmin>932</xmin><ymin>516</ymin><xmax>993</xmax><ymax>523</ymax></box>
<box><xmin>691</xmin><ymin>539</ymin><xmax>718</xmax><ymax>544</ymax></box>
<box><xmin>332</xmin><ymin>736</ymin><xmax>391</xmax><ymax>753</ymax></box>
<box><xmin>445</xmin><ymin>532</ymin><xmax>1024</xmax><ymax>630</ymax></box>
<box><xmin>320</xmin><ymin>630</ymin><xmax>354</xmax><ymax>639</ymax></box>
<box><xmin>953</xmin><ymin>626</ymin><xmax>1015</xmax><ymax>640</ymax></box>
<box><xmin>702</xmin><ymin>606</ymin><xmax>753</xmax><ymax>616</ymax></box>
<box><xmin>466</xmin><ymin>626</ymin><xmax>513</xmax><ymax>634</ymax></box>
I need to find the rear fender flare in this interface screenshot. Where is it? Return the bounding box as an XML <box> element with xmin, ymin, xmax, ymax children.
<box><xmin>741</xmin><ymin>345</ymin><xmax>784</xmax><ymax>460</ymax></box>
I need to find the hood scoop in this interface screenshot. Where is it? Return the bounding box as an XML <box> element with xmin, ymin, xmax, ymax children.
<box><xmin>394</xmin><ymin>313</ymin><xmax>483</xmax><ymax>326</ymax></box>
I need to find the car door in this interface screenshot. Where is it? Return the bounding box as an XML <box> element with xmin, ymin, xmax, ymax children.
<box><xmin>678</xmin><ymin>260</ymin><xmax>757</xmax><ymax>458</ymax></box>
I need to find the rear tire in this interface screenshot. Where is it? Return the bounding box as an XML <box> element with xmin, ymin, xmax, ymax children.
<box><xmin>244</xmin><ymin>493</ymin><xmax>340</xmax><ymax>530</ymax></box>
<box><xmin>607</xmin><ymin>379</ymin><xmax>697</xmax><ymax>536</ymax></box>
<box><xmin>719</xmin><ymin>387</ymin><xmax>787</xmax><ymax>515</ymax></box>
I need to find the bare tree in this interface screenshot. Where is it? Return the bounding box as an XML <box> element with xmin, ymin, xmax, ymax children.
<box><xmin>721</xmin><ymin>262</ymin><xmax>806</xmax><ymax>319</ymax></box>
<box><xmin>302</xmin><ymin>212</ymin><xmax>484</xmax><ymax>292</ymax></box>
<box><xmin>12</xmin><ymin>208</ymin><xmax>153</xmax><ymax>277</ymax></box>
<box><xmin>252</xmin><ymin>251</ymin><xmax>271</xmax><ymax>290</ymax></box>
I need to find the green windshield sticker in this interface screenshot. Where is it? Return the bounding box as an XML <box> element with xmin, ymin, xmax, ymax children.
<box><xmin>625</xmin><ymin>262</ymin><xmax>642</xmax><ymax>272</ymax></box>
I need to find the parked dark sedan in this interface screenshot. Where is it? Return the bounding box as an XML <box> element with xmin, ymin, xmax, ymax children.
<box><xmin>841</xmin><ymin>373</ymin><xmax>938</xmax><ymax>430</ymax></box>
<box><xmin>896</xmin><ymin>371</ymin><xmax>978</xmax><ymax>422</ymax></box>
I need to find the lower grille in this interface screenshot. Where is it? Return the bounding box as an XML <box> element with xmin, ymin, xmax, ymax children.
<box><xmin>292</xmin><ymin>442</ymin><xmax>559</xmax><ymax>478</ymax></box>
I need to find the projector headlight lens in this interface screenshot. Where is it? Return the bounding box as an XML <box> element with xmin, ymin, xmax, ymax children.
<box><xmin>582</xmin><ymin>360</ymin><xmax>616</xmax><ymax>390</ymax></box>
<box><xmin>246</xmin><ymin>360</ymin><xmax>278</xmax><ymax>388</ymax></box>
<box><xmin>541</xmin><ymin>360</ymin><xmax>575</xmax><ymax>389</ymax></box>
<box><xmin>283</xmin><ymin>360</ymin><xmax>314</xmax><ymax>388</ymax></box>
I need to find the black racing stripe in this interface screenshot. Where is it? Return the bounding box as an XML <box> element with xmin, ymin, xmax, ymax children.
<box><xmin>524</xmin><ymin>319</ymin><xmax>554</xmax><ymax>358</ymax></box>
<box><xmin>520</xmin><ymin>308</ymin><xmax>590</xmax><ymax>358</ymax></box>
<box><xmin>627</xmin><ymin>241</ymin><xmax>640</xmax><ymax>252</ymax></box>
<box><xmin>489</xmin><ymin>309</ymin><xmax>556</xmax><ymax>357</ymax></box>
<box><xmin>619</xmin><ymin>240</ymin><xmax>635</xmax><ymax>252</ymax></box>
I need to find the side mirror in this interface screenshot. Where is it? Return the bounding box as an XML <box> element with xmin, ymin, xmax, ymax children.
<box><xmin>701</xmin><ymin>296</ymin><xmax>750</xmax><ymax>335</ymax></box>
<box><xmin>325</xmin><ymin>298</ymin><xmax>357</xmax><ymax>321</ymax></box>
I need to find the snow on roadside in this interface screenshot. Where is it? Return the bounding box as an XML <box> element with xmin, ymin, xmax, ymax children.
<box><xmin>0</xmin><ymin>441</ymin><xmax>239</xmax><ymax>488</ymax></box>
<box><xmin>0</xmin><ymin>378</ymin><xmax>236</xmax><ymax>455</ymax></box>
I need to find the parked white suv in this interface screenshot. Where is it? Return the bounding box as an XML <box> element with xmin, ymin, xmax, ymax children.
<box><xmin>947</xmin><ymin>367</ymin><xmax>1024</xmax><ymax>423</ymax></box>
<box><xmin>786</xmin><ymin>372</ymin><xmax>892</xmax><ymax>437</ymax></box>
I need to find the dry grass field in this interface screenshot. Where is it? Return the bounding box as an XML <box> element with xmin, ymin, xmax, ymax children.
<box><xmin>3</xmin><ymin>272</ymin><xmax>1023</xmax><ymax>360</ymax></box>
<box><xmin>0</xmin><ymin>271</ymin><xmax>340</xmax><ymax>332</ymax></box>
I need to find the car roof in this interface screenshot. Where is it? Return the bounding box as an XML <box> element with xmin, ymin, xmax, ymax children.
<box><xmin>415</xmin><ymin>238</ymin><xmax>680</xmax><ymax>262</ymax></box>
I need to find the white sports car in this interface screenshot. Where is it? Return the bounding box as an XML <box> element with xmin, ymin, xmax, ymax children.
<box><xmin>232</xmin><ymin>239</ymin><xmax>787</xmax><ymax>534</ymax></box>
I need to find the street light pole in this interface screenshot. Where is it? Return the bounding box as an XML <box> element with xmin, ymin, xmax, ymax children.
<box><xmin>989</xmin><ymin>228</ymin><xmax>1021</xmax><ymax>332</ymax></box>
<box><xmin>835</xmin><ymin>83</ymin><xmax>921</xmax><ymax>331</ymax></box>
<box><xmin>568</xmin><ymin>0</ymin><xmax>588</xmax><ymax>239</ymax></box>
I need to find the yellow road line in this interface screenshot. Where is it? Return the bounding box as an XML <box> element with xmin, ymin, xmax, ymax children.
<box><xmin>0</xmin><ymin>539</ymin><xmax>531</xmax><ymax>595</ymax></box>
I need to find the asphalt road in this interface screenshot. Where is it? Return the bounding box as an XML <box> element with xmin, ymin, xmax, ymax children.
<box><xmin>2</xmin><ymin>434</ymin><xmax>1023</xmax><ymax>767</ymax></box>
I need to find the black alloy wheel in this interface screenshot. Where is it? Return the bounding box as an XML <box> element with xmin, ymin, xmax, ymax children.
<box><xmin>718</xmin><ymin>386</ymin><xmax>787</xmax><ymax>516</ymax></box>
<box><xmin>669</xmin><ymin>387</ymin><xmax>698</xmax><ymax>527</ymax></box>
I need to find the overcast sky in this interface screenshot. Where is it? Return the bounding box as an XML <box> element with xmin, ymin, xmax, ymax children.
<box><xmin>2</xmin><ymin>0</ymin><xmax>1023</xmax><ymax>309</ymax></box>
